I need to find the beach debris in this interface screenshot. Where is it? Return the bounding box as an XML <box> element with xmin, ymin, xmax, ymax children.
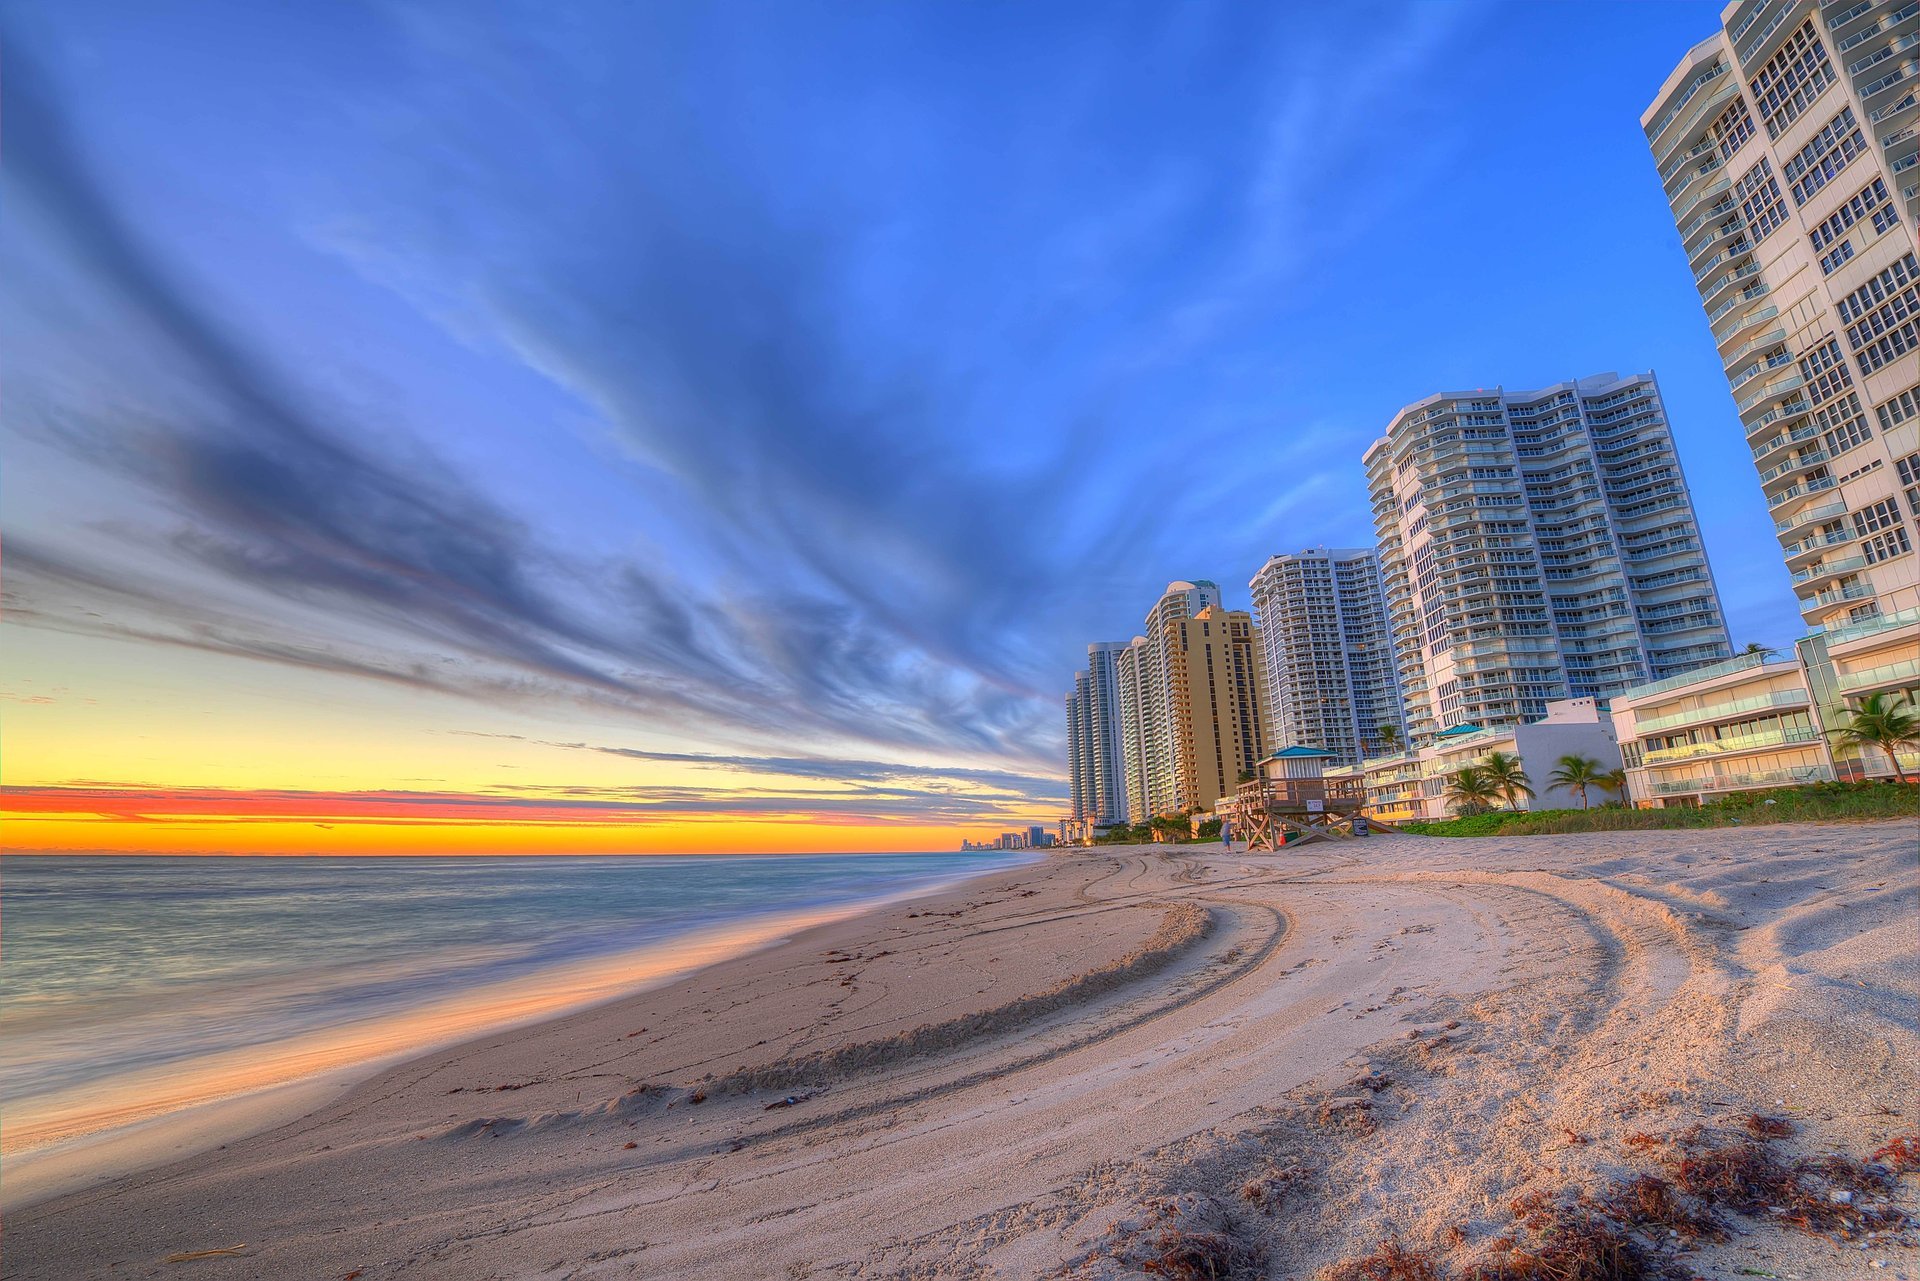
<box><xmin>1871</xmin><ymin>1135</ymin><xmax>1920</xmax><ymax>1173</ymax></box>
<box><xmin>688</xmin><ymin>1088</ymin><xmax>707</xmax><ymax>1105</ymax></box>
<box><xmin>1318</xmin><ymin>1236</ymin><xmax>1443</xmax><ymax>1281</ymax></box>
<box><xmin>764</xmin><ymin>1093</ymin><xmax>812</xmax><ymax>1110</ymax></box>
<box><xmin>624</xmin><ymin>1141</ymin><xmax>638</xmax><ymax>1149</ymax></box>
<box><xmin>1072</xmin><ymin>1193</ymin><xmax>1262</xmax><ymax>1281</ymax></box>
<box><xmin>1238</xmin><ymin>1162</ymin><xmax>1308</xmax><ymax>1211</ymax></box>
<box><xmin>163</xmin><ymin>1245</ymin><xmax>248</xmax><ymax>1263</ymax></box>
<box><xmin>1741</xmin><ymin>1113</ymin><xmax>1794</xmax><ymax>1140</ymax></box>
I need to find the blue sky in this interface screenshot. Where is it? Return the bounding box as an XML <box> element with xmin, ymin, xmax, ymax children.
<box><xmin>0</xmin><ymin>1</ymin><xmax>1809</xmax><ymax>843</ymax></box>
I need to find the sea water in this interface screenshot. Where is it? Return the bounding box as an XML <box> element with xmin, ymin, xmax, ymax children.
<box><xmin>0</xmin><ymin>850</ymin><xmax>1032</xmax><ymax>1150</ymax></box>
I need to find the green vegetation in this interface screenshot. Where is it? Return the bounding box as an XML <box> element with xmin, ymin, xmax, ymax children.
<box><xmin>1442</xmin><ymin>766</ymin><xmax>1500</xmax><ymax>815</ymax></box>
<box><xmin>1399</xmin><ymin>780</ymin><xmax>1917</xmax><ymax>837</ymax></box>
<box><xmin>1546</xmin><ymin>753</ymin><xmax>1608</xmax><ymax>809</ymax></box>
<box><xmin>1832</xmin><ymin>693</ymin><xmax>1919</xmax><ymax>786</ymax></box>
<box><xmin>1479</xmin><ymin>750</ymin><xmax>1534</xmax><ymax>809</ymax></box>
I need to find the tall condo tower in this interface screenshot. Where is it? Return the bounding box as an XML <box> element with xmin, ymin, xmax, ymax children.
<box><xmin>1643</xmin><ymin>3</ymin><xmax>1919</xmax><ymax>633</ymax></box>
<box><xmin>1248</xmin><ymin>547</ymin><xmax>1406</xmax><ymax>765</ymax></box>
<box><xmin>1164</xmin><ymin>606</ymin><xmax>1271</xmax><ymax>812</ymax></box>
<box><xmin>1138</xmin><ymin>580</ymin><xmax>1225</xmax><ymax>815</ymax></box>
<box><xmin>1065</xmin><ymin>643</ymin><xmax>1133</xmax><ymax>827</ymax></box>
<box><xmin>1365</xmin><ymin>373</ymin><xmax>1733</xmax><ymax>745</ymax></box>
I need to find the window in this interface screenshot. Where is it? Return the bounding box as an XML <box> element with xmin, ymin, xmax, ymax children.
<box><xmin>1713</xmin><ymin>96</ymin><xmax>1755</xmax><ymax>160</ymax></box>
<box><xmin>1736</xmin><ymin>158</ymin><xmax>1789</xmax><ymax>242</ymax></box>
<box><xmin>1781</xmin><ymin>106</ymin><xmax>1866</xmax><ymax>206</ymax></box>
<box><xmin>1820</xmin><ymin>240</ymin><xmax>1854</xmax><ymax>275</ymax></box>
<box><xmin>1749</xmin><ymin>20</ymin><xmax>1836</xmax><ymax>138</ymax></box>
<box><xmin>1798</xmin><ymin>336</ymin><xmax>1855</xmax><ymax>407</ymax></box>
<box><xmin>1838</xmin><ymin>252</ymin><xmax>1920</xmax><ymax>374</ymax></box>
<box><xmin>1809</xmin><ymin>177</ymin><xmax>1892</xmax><ymax>250</ymax></box>
<box><xmin>1898</xmin><ymin>454</ymin><xmax>1920</xmax><ymax>520</ymax></box>
<box><xmin>1881</xmin><ymin>385</ymin><xmax>1920</xmax><ymax>432</ymax></box>
<box><xmin>1818</xmin><ymin>392</ymin><xmax>1872</xmax><ymax>457</ymax></box>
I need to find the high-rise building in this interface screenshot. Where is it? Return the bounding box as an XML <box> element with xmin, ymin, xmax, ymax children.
<box><xmin>1115</xmin><ymin>636</ymin><xmax>1151</xmax><ymax>822</ymax></box>
<box><xmin>1084</xmin><ymin>641</ymin><xmax>1131</xmax><ymax>825</ymax></box>
<box><xmin>1065</xmin><ymin>643</ymin><xmax>1133</xmax><ymax>828</ymax></box>
<box><xmin>1138</xmin><ymin>580</ymin><xmax>1225</xmax><ymax>814</ymax></box>
<box><xmin>1643</xmin><ymin>5</ymin><xmax>1919</xmax><ymax>634</ymax></box>
<box><xmin>1365</xmin><ymin>373</ymin><xmax>1733</xmax><ymax>744</ymax></box>
<box><xmin>1248</xmin><ymin>547</ymin><xmax>1405</xmax><ymax>765</ymax></box>
<box><xmin>1064</xmin><ymin>671</ymin><xmax>1091</xmax><ymax>824</ymax></box>
<box><xmin>1164</xmin><ymin>605</ymin><xmax>1271</xmax><ymax>812</ymax></box>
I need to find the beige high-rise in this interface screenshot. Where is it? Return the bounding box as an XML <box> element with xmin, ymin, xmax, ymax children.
<box><xmin>1164</xmin><ymin>606</ymin><xmax>1270</xmax><ymax>813</ymax></box>
<box><xmin>1644</xmin><ymin>2</ymin><xmax>1919</xmax><ymax>635</ymax></box>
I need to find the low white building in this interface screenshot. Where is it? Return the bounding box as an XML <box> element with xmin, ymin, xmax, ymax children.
<box><xmin>1329</xmin><ymin>698</ymin><xmax>1624</xmax><ymax>820</ymax></box>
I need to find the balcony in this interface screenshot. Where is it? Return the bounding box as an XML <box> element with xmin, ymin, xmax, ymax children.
<box><xmin>1808</xmin><ymin>580</ymin><xmax>1877</xmax><ymax>606</ymax></box>
<box><xmin>1791</xmin><ymin>554</ymin><xmax>1870</xmax><ymax>584</ymax></box>
<box><xmin>1739</xmin><ymin>372</ymin><xmax>1806</xmax><ymax>416</ymax></box>
<box><xmin>1773</xmin><ymin>498</ymin><xmax>1848</xmax><ymax>534</ymax></box>
<box><xmin>1836</xmin><ymin>655</ymin><xmax>1920</xmax><ymax>691</ymax></box>
<box><xmin>1758</xmin><ymin>447</ymin><xmax>1830</xmax><ymax>485</ymax></box>
<box><xmin>1632</xmin><ymin>687</ymin><xmax>1811</xmax><ymax>736</ymax></box>
<box><xmin>1724</xmin><ymin>327</ymin><xmax>1789</xmax><ymax>372</ymax></box>
<box><xmin>1648</xmin><ymin>765</ymin><xmax>1833</xmax><ymax>795</ymax></box>
<box><xmin>1872</xmin><ymin>88</ymin><xmax>1919</xmax><ymax>123</ymax></box>
<box><xmin>1765</xmin><ymin>472</ymin><xmax>1837</xmax><ymax>509</ymax></box>
<box><xmin>1643</xmin><ymin>725</ymin><xmax>1823</xmax><ymax>764</ymax></box>
<box><xmin>1822</xmin><ymin>604</ymin><xmax>1920</xmax><ymax>646</ymax></box>
<box><xmin>1838</xmin><ymin>2</ymin><xmax>1920</xmax><ymax>54</ymax></box>
<box><xmin>1694</xmin><ymin>242</ymin><xmax>1754</xmax><ymax>286</ymax></box>
<box><xmin>1708</xmin><ymin>281</ymin><xmax>1771</xmax><ymax>329</ymax></box>
<box><xmin>1751</xmin><ymin>420</ymin><xmax>1822</xmax><ymax>462</ymax></box>
<box><xmin>1715</xmin><ymin>302</ymin><xmax>1779</xmax><ymax>347</ymax></box>
<box><xmin>1782</xmin><ymin>529</ymin><xmax>1855</xmax><ymax>562</ymax></box>
<box><xmin>1679</xmin><ymin>195</ymin><xmax>1739</xmax><ymax>242</ymax></box>
<box><xmin>1675</xmin><ymin>174</ymin><xmax>1734</xmax><ymax>227</ymax></box>
<box><xmin>1703</xmin><ymin>261</ymin><xmax>1764</xmax><ymax>310</ymax></box>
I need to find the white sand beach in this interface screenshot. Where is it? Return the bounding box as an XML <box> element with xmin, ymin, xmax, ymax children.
<box><xmin>6</xmin><ymin>821</ymin><xmax>1916</xmax><ymax>1280</ymax></box>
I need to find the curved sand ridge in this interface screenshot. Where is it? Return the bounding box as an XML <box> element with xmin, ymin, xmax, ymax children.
<box><xmin>4</xmin><ymin>825</ymin><xmax>1914</xmax><ymax>1280</ymax></box>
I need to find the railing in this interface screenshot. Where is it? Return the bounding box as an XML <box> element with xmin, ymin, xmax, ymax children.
<box><xmin>1740</xmin><ymin>372</ymin><xmax>1806</xmax><ymax>416</ymax></box>
<box><xmin>1810</xmin><ymin>580</ymin><xmax>1876</xmax><ymax>605</ymax></box>
<box><xmin>1782</xmin><ymin>530</ymin><xmax>1855</xmax><ymax>558</ymax></box>
<box><xmin>1758</xmin><ymin>447</ymin><xmax>1829</xmax><ymax>483</ymax></box>
<box><xmin>1766</xmin><ymin>473</ymin><xmax>1837</xmax><ymax>509</ymax></box>
<box><xmin>1836</xmin><ymin>655</ymin><xmax>1920</xmax><ymax>690</ymax></box>
<box><xmin>1822</xmin><ymin>604</ymin><xmax>1920</xmax><ymax>645</ymax></box>
<box><xmin>1773</xmin><ymin>498</ymin><xmax>1848</xmax><ymax>532</ymax></box>
<box><xmin>1648</xmin><ymin>61</ymin><xmax>1728</xmax><ymax>145</ymax></box>
<box><xmin>1708</xmin><ymin>281</ymin><xmax>1770</xmax><ymax>328</ymax></box>
<box><xmin>1649</xmin><ymin>765</ymin><xmax>1832</xmax><ymax>795</ymax></box>
<box><xmin>1838</xmin><ymin>2</ymin><xmax>1919</xmax><ymax>53</ymax></box>
<box><xmin>1751</xmin><ymin>420</ymin><xmax>1822</xmax><ymax>460</ymax></box>
<box><xmin>1791</xmin><ymin>554</ymin><xmax>1870</xmax><ymax>583</ymax></box>
<box><xmin>1617</xmin><ymin>650</ymin><xmax>1769</xmax><ymax>702</ymax></box>
<box><xmin>1850</xmin><ymin>28</ymin><xmax>1920</xmax><ymax>76</ymax></box>
<box><xmin>1643</xmin><ymin>725</ymin><xmax>1823</xmax><ymax>764</ymax></box>
<box><xmin>1872</xmin><ymin>88</ymin><xmax>1918</xmax><ymax>123</ymax></box>
<box><xmin>1631</xmin><ymin>687</ymin><xmax>1809</xmax><ymax>736</ymax></box>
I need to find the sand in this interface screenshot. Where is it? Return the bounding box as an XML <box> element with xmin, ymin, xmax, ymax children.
<box><xmin>5</xmin><ymin>821</ymin><xmax>1916</xmax><ymax>1280</ymax></box>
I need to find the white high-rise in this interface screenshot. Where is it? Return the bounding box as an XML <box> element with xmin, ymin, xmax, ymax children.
<box><xmin>1065</xmin><ymin>642</ymin><xmax>1133</xmax><ymax>827</ymax></box>
<box><xmin>1365</xmin><ymin>373</ymin><xmax>1733</xmax><ymax>744</ymax></box>
<box><xmin>1644</xmin><ymin>2</ymin><xmax>1919</xmax><ymax>634</ymax></box>
<box><xmin>1248</xmin><ymin>547</ymin><xmax>1405</xmax><ymax>765</ymax></box>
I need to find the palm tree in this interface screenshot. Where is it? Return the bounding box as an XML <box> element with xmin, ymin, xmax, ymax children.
<box><xmin>1832</xmin><ymin>693</ymin><xmax>1920</xmax><ymax>784</ymax></box>
<box><xmin>1547</xmin><ymin>754</ymin><xmax>1606</xmax><ymax>809</ymax></box>
<box><xmin>1597</xmin><ymin>767</ymin><xmax>1630</xmax><ymax>806</ymax></box>
<box><xmin>1479</xmin><ymin>750</ymin><xmax>1535</xmax><ymax>811</ymax></box>
<box><xmin>1377</xmin><ymin>724</ymin><xmax>1403</xmax><ymax>756</ymax></box>
<box><xmin>1739</xmin><ymin>642</ymin><xmax>1777</xmax><ymax>658</ymax></box>
<box><xmin>1443</xmin><ymin>766</ymin><xmax>1500</xmax><ymax>816</ymax></box>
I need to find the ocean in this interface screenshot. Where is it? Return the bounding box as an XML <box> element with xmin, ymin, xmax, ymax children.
<box><xmin>0</xmin><ymin>850</ymin><xmax>1034</xmax><ymax>1151</ymax></box>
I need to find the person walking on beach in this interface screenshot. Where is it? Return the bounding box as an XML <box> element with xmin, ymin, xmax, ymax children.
<box><xmin>1220</xmin><ymin>817</ymin><xmax>1233</xmax><ymax>852</ymax></box>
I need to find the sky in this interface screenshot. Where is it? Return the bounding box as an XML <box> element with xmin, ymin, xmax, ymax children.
<box><xmin>1</xmin><ymin>0</ymin><xmax>1809</xmax><ymax>856</ymax></box>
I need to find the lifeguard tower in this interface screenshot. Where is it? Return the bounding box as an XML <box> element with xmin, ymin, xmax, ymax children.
<box><xmin>1229</xmin><ymin>745</ymin><xmax>1389</xmax><ymax>849</ymax></box>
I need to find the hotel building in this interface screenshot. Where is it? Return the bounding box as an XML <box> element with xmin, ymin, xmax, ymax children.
<box><xmin>1164</xmin><ymin>605</ymin><xmax>1271</xmax><ymax>812</ymax></box>
<box><xmin>1135</xmin><ymin>580</ymin><xmax>1227</xmax><ymax>815</ymax></box>
<box><xmin>1248</xmin><ymin>547</ymin><xmax>1406</xmax><ymax>765</ymax></box>
<box><xmin>1365</xmin><ymin>372</ymin><xmax>1734</xmax><ymax>745</ymax></box>
<box><xmin>1644</xmin><ymin>2</ymin><xmax>1920</xmax><ymax>634</ymax></box>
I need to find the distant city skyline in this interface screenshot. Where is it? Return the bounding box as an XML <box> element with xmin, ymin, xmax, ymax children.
<box><xmin>3</xmin><ymin>1</ymin><xmax>1830</xmax><ymax>852</ymax></box>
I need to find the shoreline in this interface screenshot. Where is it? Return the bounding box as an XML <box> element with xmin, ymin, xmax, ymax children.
<box><xmin>1</xmin><ymin>850</ymin><xmax>1043</xmax><ymax>1211</ymax></box>
<box><xmin>7</xmin><ymin>824</ymin><xmax>1914</xmax><ymax>1280</ymax></box>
